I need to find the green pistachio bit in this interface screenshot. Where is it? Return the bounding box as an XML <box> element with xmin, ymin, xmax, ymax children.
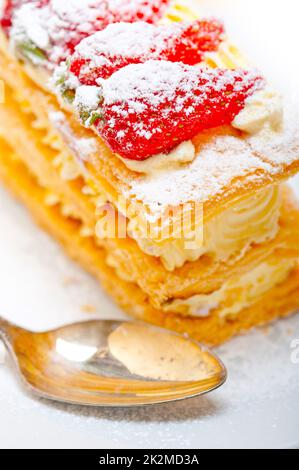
<box><xmin>56</xmin><ymin>74</ymin><xmax>66</xmax><ymax>87</ymax></box>
<box><xmin>79</xmin><ymin>110</ymin><xmax>104</xmax><ymax>127</ymax></box>
<box><xmin>79</xmin><ymin>109</ymin><xmax>91</xmax><ymax>124</ymax></box>
<box><xmin>89</xmin><ymin>112</ymin><xmax>104</xmax><ymax>126</ymax></box>
<box><xmin>18</xmin><ymin>42</ymin><xmax>47</xmax><ymax>62</ymax></box>
<box><xmin>62</xmin><ymin>88</ymin><xmax>75</xmax><ymax>104</ymax></box>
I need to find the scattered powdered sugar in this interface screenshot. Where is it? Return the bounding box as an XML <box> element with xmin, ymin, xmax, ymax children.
<box><xmin>75</xmin><ymin>136</ymin><xmax>99</xmax><ymax>159</ymax></box>
<box><xmin>11</xmin><ymin>2</ymin><xmax>295</xmax><ymax>214</ymax></box>
<box><xmin>10</xmin><ymin>0</ymin><xmax>108</xmax><ymax>67</ymax></box>
<box><xmin>10</xmin><ymin>4</ymin><xmax>50</xmax><ymax>64</ymax></box>
<box><xmin>127</xmin><ymin>131</ymin><xmax>273</xmax><ymax>214</ymax></box>
<box><xmin>74</xmin><ymin>21</ymin><xmax>186</xmax><ymax>67</ymax></box>
<box><xmin>99</xmin><ymin>60</ymin><xmax>246</xmax><ymax>108</ymax></box>
<box><xmin>248</xmin><ymin>99</ymin><xmax>299</xmax><ymax>167</ymax></box>
<box><xmin>74</xmin><ymin>85</ymin><xmax>102</xmax><ymax>112</ymax></box>
<box><xmin>94</xmin><ymin>60</ymin><xmax>263</xmax><ymax>147</ymax></box>
<box><xmin>49</xmin><ymin>110</ymin><xmax>98</xmax><ymax>162</ymax></box>
<box><xmin>8</xmin><ymin>0</ymin><xmax>170</xmax><ymax>68</ymax></box>
<box><xmin>59</xmin><ymin>58</ymin><xmax>298</xmax><ymax>216</ymax></box>
<box><xmin>126</xmin><ymin>101</ymin><xmax>299</xmax><ymax>215</ymax></box>
<box><xmin>47</xmin><ymin>98</ymin><xmax>299</xmax><ymax>226</ymax></box>
<box><xmin>53</xmin><ymin>61</ymin><xmax>81</xmax><ymax>92</ymax></box>
<box><xmin>50</xmin><ymin>0</ymin><xmax>106</xmax><ymax>24</ymax></box>
<box><xmin>107</xmin><ymin>0</ymin><xmax>169</xmax><ymax>22</ymax></box>
<box><xmin>98</xmin><ymin>60</ymin><xmax>196</xmax><ymax>108</ymax></box>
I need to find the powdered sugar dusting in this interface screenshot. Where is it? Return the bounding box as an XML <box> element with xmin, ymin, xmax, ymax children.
<box><xmin>107</xmin><ymin>0</ymin><xmax>169</xmax><ymax>22</ymax></box>
<box><xmin>10</xmin><ymin>1</ymin><xmax>107</xmax><ymax>67</ymax></box>
<box><xmin>100</xmin><ymin>60</ymin><xmax>260</xmax><ymax>108</ymax></box>
<box><xmin>49</xmin><ymin>110</ymin><xmax>98</xmax><ymax>162</ymax></box>
<box><xmin>248</xmin><ymin>99</ymin><xmax>299</xmax><ymax>166</ymax></box>
<box><xmin>106</xmin><ymin>62</ymin><xmax>260</xmax><ymax>112</ymax></box>
<box><xmin>75</xmin><ymin>136</ymin><xmax>98</xmax><ymax>159</ymax></box>
<box><xmin>101</xmin><ymin>60</ymin><xmax>196</xmax><ymax>107</ymax></box>
<box><xmin>49</xmin><ymin>96</ymin><xmax>299</xmax><ymax>220</ymax></box>
<box><xmin>127</xmin><ymin>130</ymin><xmax>273</xmax><ymax>213</ymax></box>
<box><xmin>8</xmin><ymin>0</ymin><xmax>170</xmax><ymax>67</ymax></box>
<box><xmin>75</xmin><ymin>21</ymin><xmax>179</xmax><ymax>67</ymax></box>
<box><xmin>74</xmin><ymin>85</ymin><xmax>102</xmax><ymax>112</ymax></box>
<box><xmin>126</xmin><ymin>102</ymin><xmax>299</xmax><ymax>215</ymax></box>
<box><xmin>50</xmin><ymin>0</ymin><xmax>105</xmax><ymax>23</ymax></box>
<box><xmin>72</xmin><ymin>18</ymin><xmax>224</xmax><ymax>79</ymax></box>
<box><xmin>84</xmin><ymin>60</ymin><xmax>264</xmax><ymax>159</ymax></box>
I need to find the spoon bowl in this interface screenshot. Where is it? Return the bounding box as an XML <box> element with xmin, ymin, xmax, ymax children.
<box><xmin>0</xmin><ymin>317</ymin><xmax>226</xmax><ymax>407</ymax></box>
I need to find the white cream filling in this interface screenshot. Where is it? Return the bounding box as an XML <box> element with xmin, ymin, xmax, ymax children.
<box><xmin>232</xmin><ymin>87</ymin><xmax>283</xmax><ymax>135</ymax></box>
<box><xmin>129</xmin><ymin>185</ymin><xmax>281</xmax><ymax>271</ymax></box>
<box><xmin>119</xmin><ymin>140</ymin><xmax>196</xmax><ymax>174</ymax></box>
<box><xmin>163</xmin><ymin>260</ymin><xmax>295</xmax><ymax>317</ymax></box>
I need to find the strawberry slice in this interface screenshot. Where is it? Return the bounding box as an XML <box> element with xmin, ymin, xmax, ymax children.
<box><xmin>0</xmin><ymin>1</ymin><xmax>48</xmax><ymax>34</ymax></box>
<box><xmin>69</xmin><ymin>19</ymin><xmax>225</xmax><ymax>85</ymax></box>
<box><xmin>49</xmin><ymin>1</ymin><xmax>171</xmax><ymax>57</ymax></box>
<box><xmin>105</xmin><ymin>0</ymin><xmax>170</xmax><ymax>24</ymax></box>
<box><xmin>74</xmin><ymin>61</ymin><xmax>265</xmax><ymax>160</ymax></box>
<box><xmin>0</xmin><ymin>0</ymin><xmax>19</xmax><ymax>34</ymax></box>
<box><xmin>2</xmin><ymin>0</ymin><xmax>171</xmax><ymax>66</ymax></box>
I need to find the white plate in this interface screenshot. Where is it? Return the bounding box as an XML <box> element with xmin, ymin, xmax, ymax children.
<box><xmin>0</xmin><ymin>0</ymin><xmax>299</xmax><ymax>450</ymax></box>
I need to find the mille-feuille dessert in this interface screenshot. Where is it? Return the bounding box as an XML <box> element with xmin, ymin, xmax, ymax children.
<box><xmin>0</xmin><ymin>0</ymin><xmax>299</xmax><ymax>345</ymax></box>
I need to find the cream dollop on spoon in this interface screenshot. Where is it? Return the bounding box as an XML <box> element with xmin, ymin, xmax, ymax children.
<box><xmin>0</xmin><ymin>317</ymin><xmax>226</xmax><ymax>407</ymax></box>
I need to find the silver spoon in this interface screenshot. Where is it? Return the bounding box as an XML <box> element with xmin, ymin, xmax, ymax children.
<box><xmin>0</xmin><ymin>317</ymin><xmax>226</xmax><ymax>407</ymax></box>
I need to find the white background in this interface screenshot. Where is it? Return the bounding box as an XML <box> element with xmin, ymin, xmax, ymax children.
<box><xmin>0</xmin><ymin>0</ymin><xmax>299</xmax><ymax>449</ymax></box>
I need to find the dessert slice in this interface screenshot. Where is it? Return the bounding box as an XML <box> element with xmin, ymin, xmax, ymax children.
<box><xmin>0</xmin><ymin>0</ymin><xmax>298</xmax><ymax>345</ymax></box>
<box><xmin>0</xmin><ymin>138</ymin><xmax>298</xmax><ymax>346</ymax></box>
<box><xmin>0</xmin><ymin>59</ymin><xmax>296</xmax><ymax>308</ymax></box>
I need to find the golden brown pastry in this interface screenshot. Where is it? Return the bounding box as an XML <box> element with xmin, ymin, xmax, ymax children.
<box><xmin>0</xmin><ymin>0</ymin><xmax>298</xmax><ymax>344</ymax></box>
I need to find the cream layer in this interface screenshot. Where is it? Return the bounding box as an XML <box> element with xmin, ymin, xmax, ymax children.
<box><xmin>163</xmin><ymin>259</ymin><xmax>296</xmax><ymax>317</ymax></box>
<box><xmin>129</xmin><ymin>185</ymin><xmax>281</xmax><ymax>270</ymax></box>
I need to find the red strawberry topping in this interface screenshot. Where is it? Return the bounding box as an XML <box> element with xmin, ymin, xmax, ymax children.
<box><xmin>74</xmin><ymin>61</ymin><xmax>265</xmax><ymax>160</ymax></box>
<box><xmin>49</xmin><ymin>1</ymin><xmax>171</xmax><ymax>58</ymax></box>
<box><xmin>69</xmin><ymin>19</ymin><xmax>225</xmax><ymax>85</ymax></box>
<box><xmin>1</xmin><ymin>0</ymin><xmax>171</xmax><ymax>66</ymax></box>
<box><xmin>0</xmin><ymin>1</ymin><xmax>48</xmax><ymax>35</ymax></box>
<box><xmin>105</xmin><ymin>0</ymin><xmax>170</xmax><ymax>24</ymax></box>
<box><xmin>0</xmin><ymin>0</ymin><xmax>18</xmax><ymax>34</ymax></box>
